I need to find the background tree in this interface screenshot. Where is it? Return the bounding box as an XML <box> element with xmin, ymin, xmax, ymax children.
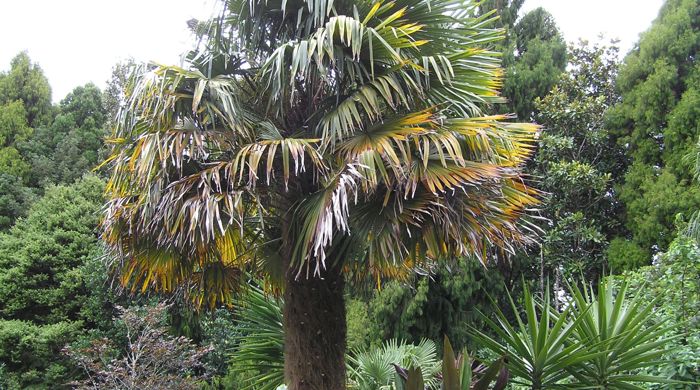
<box><xmin>103</xmin><ymin>59</ymin><xmax>136</xmax><ymax>122</ymax></box>
<box><xmin>608</xmin><ymin>0</ymin><xmax>700</xmax><ymax>258</ymax></box>
<box><xmin>0</xmin><ymin>96</ymin><xmax>33</xmax><ymax>182</ymax></box>
<box><xmin>477</xmin><ymin>3</ymin><xmax>566</xmax><ymax>121</ymax></box>
<box><xmin>0</xmin><ymin>52</ymin><xmax>53</xmax><ymax>127</ymax></box>
<box><xmin>477</xmin><ymin>0</ymin><xmax>524</xmax><ymax>64</ymax></box>
<box><xmin>0</xmin><ymin>173</ymin><xmax>36</xmax><ymax>230</ymax></box>
<box><xmin>502</xmin><ymin>7</ymin><xmax>567</xmax><ymax>121</ymax></box>
<box><xmin>533</xmin><ymin>40</ymin><xmax>623</xmax><ymax>280</ymax></box>
<box><xmin>0</xmin><ymin>176</ymin><xmax>110</xmax><ymax>388</ymax></box>
<box><xmin>23</xmin><ymin>83</ymin><xmax>107</xmax><ymax>186</ymax></box>
<box><xmin>366</xmin><ymin>259</ymin><xmax>505</xmax><ymax>351</ymax></box>
<box><xmin>101</xmin><ymin>0</ymin><xmax>540</xmax><ymax>387</ymax></box>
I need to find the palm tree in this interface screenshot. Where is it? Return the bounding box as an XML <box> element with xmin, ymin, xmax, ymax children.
<box><xmin>101</xmin><ymin>0</ymin><xmax>540</xmax><ymax>387</ymax></box>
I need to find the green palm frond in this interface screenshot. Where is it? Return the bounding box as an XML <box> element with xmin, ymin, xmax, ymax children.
<box><xmin>230</xmin><ymin>284</ymin><xmax>285</xmax><ymax>390</ymax></box>
<box><xmin>348</xmin><ymin>338</ymin><xmax>441</xmax><ymax>390</ymax></box>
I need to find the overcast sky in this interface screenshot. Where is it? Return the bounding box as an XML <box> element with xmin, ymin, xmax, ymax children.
<box><xmin>0</xmin><ymin>0</ymin><xmax>664</xmax><ymax>103</ymax></box>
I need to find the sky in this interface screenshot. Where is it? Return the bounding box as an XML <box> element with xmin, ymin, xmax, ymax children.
<box><xmin>0</xmin><ymin>0</ymin><xmax>665</xmax><ymax>103</ymax></box>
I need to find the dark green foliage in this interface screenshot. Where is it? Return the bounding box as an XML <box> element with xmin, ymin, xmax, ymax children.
<box><xmin>0</xmin><ymin>52</ymin><xmax>53</xmax><ymax>127</ymax></box>
<box><xmin>346</xmin><ymin>298</ymin><xmax>371</xmax><ymax>351</ymax></box>
<box><xmin>533</xmin><ymin>40</ymin><xmax>623</xmax><ymax>280</ymax></box>
<box><xmin>367</xmin><ymin>259</ymin><xmax>505</xmax><ymax>351</ymax></box>
<box><xmin>0</xmin><ymin>176</ymin><xmax>104</xmax><ymax>323</ymax></box>
<box><xmin>619</xmin><ymin>164</ymin><xmax>700</xmax><ymax>252</ymax></box>
<box><xmin>0</xmin><ymin>320</ymin><xmax>83</xmax><ymax>389</ymax></box>
<box><xmin>610</xmin><ymin>0</ymin><xmax>700</xmax><ymax>254</ymax></box>
<box><xmin>478</xmin><ymin>3</ymin><xmax>567</xmax><ymax>121</ymax></box>
<box><xmin>502</xmin><ymin>8</ymin><xmax>567</xmax><ymax>120</ymax></box>
<box><xmin>513</xmin><ymin>8</ymin><xmax>561</xmax><ymax>54</ymax></box>
<box><xmin>0</xmin><ymin>176</ymin><xmax>108</xmax><ymax>388</ymax></box>
<box><xmin>606</xmin><ymin>237</ymin><xmax>650</xmax><ymax>272</ymax></box>
<box><xmin>22</xmin><ymin>83</ymin><xmax>107</xmax><ymax>186</ymax></box>
<box><xmin>478</xmin><ymin>0</ymin><xmax>524</xmax><ymax>31</ymax></box>
<box><xmin>0</xmin><ymin>173</ymin><xmax>36</xmax><ymax>230</ymax></box>
<box><xmin>477</xmin><ymin>0</ymin><xmax>525</xmax><ymax>64</ymax></box>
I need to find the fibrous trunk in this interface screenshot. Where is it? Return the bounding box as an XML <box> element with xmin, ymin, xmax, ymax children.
<box><xmin>283</xmin><ymin>263</ymin><xmax>346</xmax><ymax>389</ymax></box>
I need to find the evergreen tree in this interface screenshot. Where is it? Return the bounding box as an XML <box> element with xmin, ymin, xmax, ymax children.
<box><xmin>0</xmin><ymin>173</ymin><xmax>36</xmax><ymax>230</ymax></box>
<box><xmin>608</xmin><ymin>0</ymin><xmax>700</xmax><ymax>257</ymax></box>
<box><xmin>533</xmin><ymin>41</ymin><xmax>623</xmax><ymax>279</ymax></box>
<box><xmin>502</xmin><ymin>7</ymin><xmax>567</xmax><ymax>121</ymax></box>
<box><xmin>0</xmin><ymin>89</ymin><xmax>34</xmax><ymax>182</ymax></box>
<box><xmin>23</xmin><ymin>83</ymin><xmax>107</xmax><ymax>186</ymax></box>
<box><xmin>0</xmin><ymin>52</ymin><xmax>53</xmax><ymax>127</ymax></box>
<box><xmin>478</xmin><ymin>3</ymin><xmax>566</xmax><ymax>121</ymax></box>
<box><xmin>0</xmin><ymin>176</ymin><xmax>109</xmax><ymax>388</ymax></box>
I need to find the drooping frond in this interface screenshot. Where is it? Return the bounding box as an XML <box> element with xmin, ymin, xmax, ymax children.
<box><xmin>102</xmin><ymin>0</ymin><xmax>540</xmax><ymax>307</ymax></box>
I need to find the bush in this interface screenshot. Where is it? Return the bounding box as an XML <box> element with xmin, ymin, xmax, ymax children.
<box><xmin>607</xmin><ymin>237</ymin><xmax>649</xmax><ymax>272</ymax></box>
<box><xmin>611</xmin><ymin>234</ymin><xmax>700</xmax><ymax>387</ymax></box>
<box><xmin>66</xmin><ymin>304</ymin><xmax>212</xmax><ymax>389</ymax></box>
<box><xmin>0</xmin><ymin>320</ymin><xmax>82</xmax><ymax>389</ymax></box>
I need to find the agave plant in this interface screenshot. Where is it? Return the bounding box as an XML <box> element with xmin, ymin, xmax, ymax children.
<box><xmin>469</xmin><ymin>285</ymin><xmax>596</xmax><ymax>389</ymax></box>
<box><xmin>393</xmin><ymin>336</ymin><xmax>508</xmax><ymax>390</ymax></box>
<box><xmin>566</xmin><ymin>279</ymin><xmax>678</xmax><ymax>388</ymax></box>
<box><xmin>100</xmin><ymin>0</ymin><xmax>540</xmax><ymax>386</ymax></box>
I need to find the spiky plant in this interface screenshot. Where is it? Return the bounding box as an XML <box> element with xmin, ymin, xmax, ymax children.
<box><xmin>101</xmin><ymin>0</ymin><xmax>539</xmax><ymax>387</ymax></box>
<box><xmin>470</xmin><ymin>285</ymin><xmax>596</xmax><ymax>389</ymax></box>
<box><xmin>567</xmin><ymin>279</ymin><xmax>678</xmax><ymax>388</ymax></box>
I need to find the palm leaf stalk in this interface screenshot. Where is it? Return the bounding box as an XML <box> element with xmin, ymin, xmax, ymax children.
<box><xmin>101</xmin><ymin>0</ymin><xmax>540</xmax><ymax>387</ymax></box>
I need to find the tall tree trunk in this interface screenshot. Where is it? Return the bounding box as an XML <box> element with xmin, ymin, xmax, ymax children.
<box><xmin>283</xmin><ymin>263</ymin><xmax>346</xmax><ymax>389</ymax></box>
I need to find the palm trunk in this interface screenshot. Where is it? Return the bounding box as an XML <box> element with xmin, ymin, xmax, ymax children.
<box><xmin>283</xmin><ymin>263</ymin><xmax>346</xmax><ymax>389</ymax></box>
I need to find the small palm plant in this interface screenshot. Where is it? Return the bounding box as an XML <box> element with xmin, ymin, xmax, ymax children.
<box><xmin>392</xmin><ymin>336</ymin><xmax>509</xmax><ymax>390</ymax></box>
<box><xmin>348</xmin><ymin>338</ymin><xmax>441</xmax><ymax>389</ymax></box>
<box><xmin>229</xmin><ymin>285</ymin><xmax>285</xmax><ymax>390</ymax></box>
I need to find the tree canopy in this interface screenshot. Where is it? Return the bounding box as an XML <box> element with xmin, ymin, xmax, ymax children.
<box><xmin>610</xmin><ymin>0</ymin><xmax>700</xmax><ymax>255</ymax></box>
